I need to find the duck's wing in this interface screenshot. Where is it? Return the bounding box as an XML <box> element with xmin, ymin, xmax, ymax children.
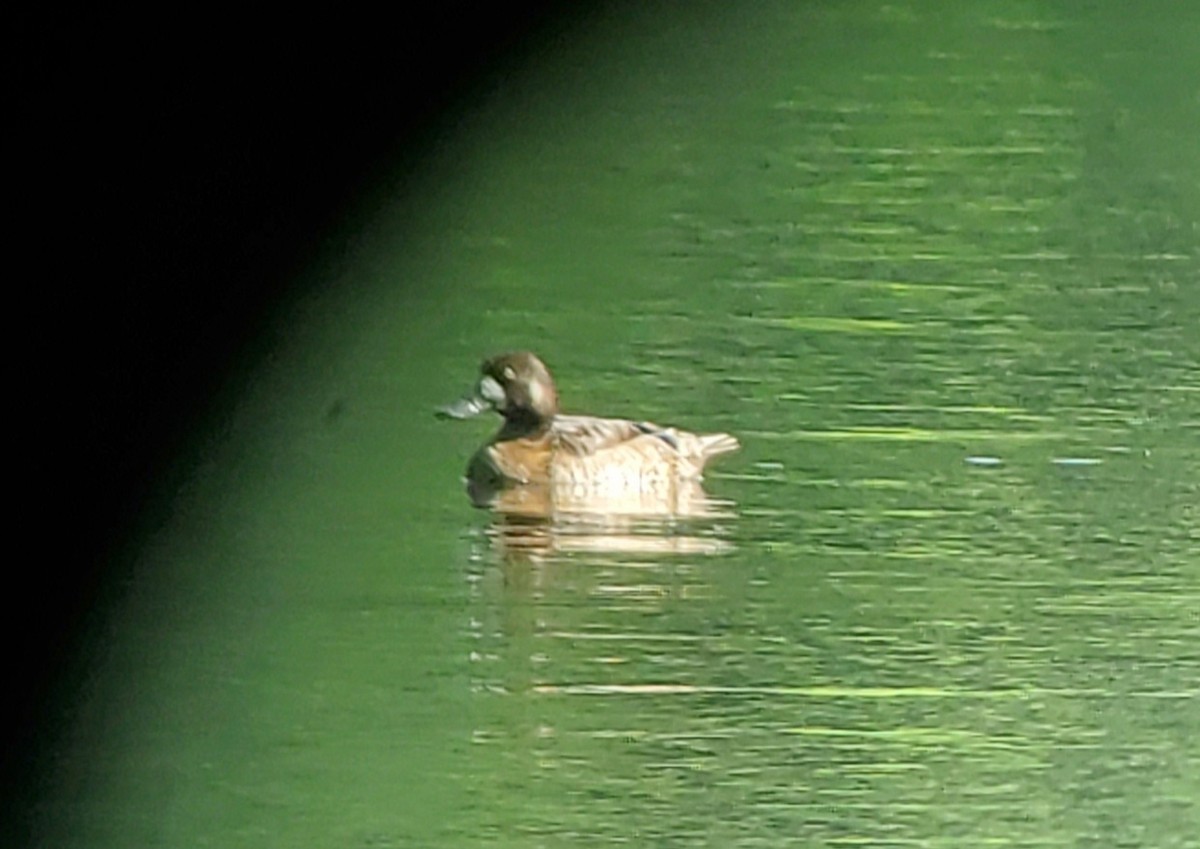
<box><xmin>552</xmin><ymin>415</ymin><xmax>660</xmax><ymax>456</ymax></box>
<box><xmin>553</xmin><ymin>416</ymin><xmax>738</xmax><ymax>467</ymax></box>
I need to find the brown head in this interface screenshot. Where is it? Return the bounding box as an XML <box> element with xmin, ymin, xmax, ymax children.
<box><xmin>437</xmin><ymin>352</ymin><xmax>560</xmax><ymax>435</ymax></box>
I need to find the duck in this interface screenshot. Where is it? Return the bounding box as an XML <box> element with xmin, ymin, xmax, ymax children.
<box><xmin>437</xmin><ymin>352</ymin><xmax>739</xmax><ymax>507</ymax></box>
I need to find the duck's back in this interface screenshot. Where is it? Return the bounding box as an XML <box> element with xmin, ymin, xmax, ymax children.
<box><xmin>549</xmin><ymin>414</ymin><xmax>738</xmax><ymax>486</ymax></box>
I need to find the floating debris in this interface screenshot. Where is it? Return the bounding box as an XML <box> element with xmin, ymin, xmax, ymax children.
<box><xmin>965</xmin><ymin>456</ymin><xmax>1003</xmax><ymax>466</ymax></box>
<box><xmin>1051</xmin><ymin>457</ymin><xmax>1103</xmax><ymax>467</ymax></box>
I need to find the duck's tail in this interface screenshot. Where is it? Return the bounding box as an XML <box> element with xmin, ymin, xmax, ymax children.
<box><xmin>699</xmin><ymin>432</ymin><xmax>740</xmax><ymax>461</ymax></box>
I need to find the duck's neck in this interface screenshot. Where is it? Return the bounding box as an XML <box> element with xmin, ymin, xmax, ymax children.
<box><xmin>498</xmin><ymin>410</ymin><xmax>553</xmax><ymax>441</ymax></box>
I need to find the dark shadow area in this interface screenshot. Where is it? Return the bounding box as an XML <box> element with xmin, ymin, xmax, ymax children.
<box><xmin>8</xmin><ymin>3</ymin><xmax>614</xmax><ymax>840</ymax></box>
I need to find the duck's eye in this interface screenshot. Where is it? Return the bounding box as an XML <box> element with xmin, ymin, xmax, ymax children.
<box><xmin>503</xmin><ymin>365</ymin><xmax>517</xmax><ymax>381</ymax></box>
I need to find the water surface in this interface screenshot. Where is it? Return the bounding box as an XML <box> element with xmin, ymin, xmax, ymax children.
<box><xmin>38</xmin><ymin>2</ymin><xmax>1198</xmax><ymax>847</ymax></box>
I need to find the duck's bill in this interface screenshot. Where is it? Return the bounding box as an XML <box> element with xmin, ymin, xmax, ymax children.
<box><xmin>436</xmin><ymin>394</ymin><xmax>491</xmax><ymax>419</ymax></box>
<box><xmin>436</xmin><ymin>375</ymin><xmax>505</xmax><ymax>420</ymax></box>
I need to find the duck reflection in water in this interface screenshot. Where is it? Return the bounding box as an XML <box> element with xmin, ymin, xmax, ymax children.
<box><xmin>437</xmin><ymin>352</ymin><xmax>739</xmax><ymax>555</ymax></box>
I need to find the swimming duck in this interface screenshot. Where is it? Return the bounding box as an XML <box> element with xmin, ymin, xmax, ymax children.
<box><xmin>437</xmin><ymin>352</ymin><xmax>739</xmax><ymax>506</ymax></box>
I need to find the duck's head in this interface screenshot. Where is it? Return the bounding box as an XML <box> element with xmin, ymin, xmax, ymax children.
<box><xmin>437</xmin><ymin>351</ymin><xmax>560</xmax><ymax>431</ymax></box>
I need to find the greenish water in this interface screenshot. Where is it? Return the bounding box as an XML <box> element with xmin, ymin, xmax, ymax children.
<box><xmin>38</xmin><ymin>2</ymin><xmax>1198</xmax><ymax>847</ymax></box>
